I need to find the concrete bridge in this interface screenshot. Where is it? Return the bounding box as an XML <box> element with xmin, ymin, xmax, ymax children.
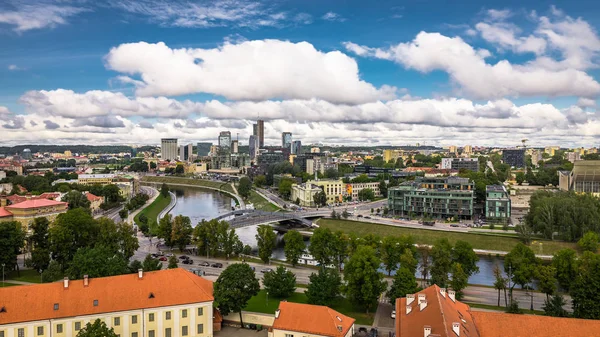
<box><xmin>214</xmin><ymin>209</ymin><xmax>330</xmax><ymax>228</ymax></box>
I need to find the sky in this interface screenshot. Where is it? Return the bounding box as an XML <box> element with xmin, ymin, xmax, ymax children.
<box><xmin>1</xmin><ymin>0</ymin><xmax>600</xmax><ymax>148</ymax></box>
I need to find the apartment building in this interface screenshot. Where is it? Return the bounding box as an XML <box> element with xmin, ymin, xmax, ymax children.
<box><xmin>270</xmin><ymin>302</ymin><xmax>355</xmax><ymax>337</ymax></box>
<box><xmin>0</xmin><ymin>269</ymin><xmax>215</xmax><ymax>337</ymax></box>
<box><xmin>347</xmin><ymin>182</ymin><xmax>381</xmax><ymax>200</ymax></box>
<box><xmin>440</xmin><ymin>158</ymin><xmax>479</xmax><ymax>171</ymax></box>
<box><xmin>485</xmin><ymin>185</ymin><xmax>511</xmax><ymax>224</ymax></box>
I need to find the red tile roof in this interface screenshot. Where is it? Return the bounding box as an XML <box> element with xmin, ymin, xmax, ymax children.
<box><xmin>0</xmin><ymin>207</ymin><xmax>12</xmax><ymax>218</ymax></box>
<box><xmin>6</xmin><ymin>198</ymin><xmax>67</xmax><ymax>209</ymax></box>
<box><xmin>85</xmin><ymin>192</ymin><xmax>102</xmax><ymax>202</ymax></box>
<box><xmin>0</xmin><ymin>268</ymin><xmax>214</xmax><ymax>325</ymax></box>
<box><xmin>272</xmin><ymin>302</ymin><xmax>355</xmax><ymax>337</ymax></box>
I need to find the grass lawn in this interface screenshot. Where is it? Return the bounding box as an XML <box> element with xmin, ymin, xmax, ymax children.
<box><xmin>316</xmin><ymin>219</ymin><xmax>577</xmax><ymax>255</ymax></box>
<box><xmin>6</xmin><ymin>269</ymin><xmax>42</xmax><ymax>283</ymax></box>
<box><xmin>248</xmin><ymin>190</ymin><xmax>280</xmax><ymax>212</ymax></box>
<box><xmin>142</xmin><ymin>176</ymin><xmax>235</xmax><ymax>194</ymax></box>
<box><xmin>0</xmin><ymin>282</ymin><xmax>22</xmax><ymax>287</ymax></box>
<box><xmin>134</xmin><ymin>193</ymin><xmax>171</xmax><ymax>232</ymax></box>
<box><xmin>244</xmin><ymin>290</ymin><xmax>374</xmax><ymax>325</ymax></box>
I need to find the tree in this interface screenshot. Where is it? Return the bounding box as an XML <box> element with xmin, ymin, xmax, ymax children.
<box><xmin>399</xmin><ymin>248</ymin><xmax>418</xmax><ymax>275</ymax></box>
<box><xmin>420</xmin><ymin>249</ymin><xmax>430</xmax><ymax>288</ymax></box>
<box><xmin>578</xmin><ymin>231</ymin><xmax>599</xmax><ymax>253</ymax></box>
<box><xmin>166</xmin><ymin>255</ymin><xmax>178</xmax><ymax>269</ymax></box>
<box><xmin>142</xmin><ymin>254</ymin><xmax>162</xmax><ymax>271</ymax></box>
<box><xmin>175</xmin><ymin>164</ymin><xmax>184</xmax><ymax>174</ymax></box>
<box><xmin>254</xmin><ymin>175</ymin><xmax>266</xmax><ymax>188</ymax></box>
<box><xmin>309</xmin><ymin>228</ymin><xmax>336</xmax><ymax>266</ymax></box>
<box><xmin>150</xmin><ymin>161</ymin><xmax>157</xmax><ymax>169</ymax></box>
<box><xmin>306</xmin><ymin>268</ymin><xmax>342</xmax><ymax>306</ymax></box>
<box><xmin>515</xmin><ymin>172</ymin><xmax>525</xmax><ymax>185</ymax></box>
<box><xmin>96</xmin><ymin>218</ymin><xmax>139</xmax><ymax>260</ymax></box>
<box><xmin>214</xmin><ymin>263</ymin><xmax>260</xmax><ymax>327</ymax></box>
<box><xmin>313</xmin><ymin>190</ymin><xmax>327</xmax><ymax>207</ymax></box>
<box><xmin>256</xmin><ymin>225</ymin><xmax>276</xmax><ymax>263</ymax></box>
<box><xmin>102</xmin><ymin>184</ymin><xmax>122</xmax><ymax>203</ymax></box>
<box><xmin>358</xmin><ymin>188</ymin><xmax>375</xmax><ymax>201</ymax></box>
<box><xmin>452</xmin><ymin>240</ymin><xmax>479</xmax><ymax>278</ymax></box>
<box><xmin>157</xmin><ymin>214</ymin><xmax>174</xmax><ymax>248</ymax></box>
<box><xmin>222</xmin><ymin>227</ymin><xmax>242</xmax><ymax>259</ymax></box>
<box><xmin>571</xmin><ymin>252</ymin><xmax>600</xmax><ymax>319</ymax></box>
<box><xmin>450</xmin><ymin>263</ymin><xmax>468</xmax><ymax>300</ymax></box>
<box><xmin>41</xmin><ymin>260</ymin><xmax>63</xmax><ymax>283</ymax></box>
<box><xmin>283</xmin><ymin>231</ymin><xmax>305</xmax><ymax>267</ymax></box>
<box><xmin>493</xmin><ymin>264</ymin><xmax>507</xmax><ymax>307</ymax></box>
<box><xmin>118</xmin><ymin>208</ymin><xmax>128</xmax><ymax>220</ymax></box>
<box><xmin>49</xmin><ymin>208</ymin><xmax>99</xmax><ymax>269</ymax></box>
<box><xmin>263</xmin><ymin>266</ymin><xmax>296</xmax><ymax>298</ymax></box>
<box><xmin>63</xmin><ymin>190</ymin><xmax>91</xmax><ymax>210</ymax></box>
<box><xmin>77</xmin><ymin>319</ymin><xmax>118</xmax><ymax>337</ymax></box>
<box><xmin>552</xmin><ymin>248</ymin><xmax>577</xmax><ymax>292</ymax></box>
<box><xmin>430</xmin><ymin>238</ymin><xmax>453</xmax><ymax>288</ymax></box>
<box><xmin>67</xmin><ymin>245</ymin><xmax>129</xmax><ymax>279</ymax></box>
<box><xmin>379</xmin><ymin>180</ymin><xmax>388</xmax><ymax>198</ymax></box>
<box><xmin>387</xmin><ymin>267</ymin><xmax>419</xmax><ymax>304</ymax></box>
<box><xmin>343</xmin><ymin>245</ymin><xmax>386</xmax><ymax>313</ymax></box>
<box><xmin>543</xmin><ymin>295</ymin><xmax>569</xmax><ymax>317</ymax></box>
<box><xmin>504</xmin><ymin>243</ymin><xmax>538</xmax><ymax>302</ymax></box>
<box><xmin>238</xmin><ymin>177</ymin><xmax>252</xmax><ymax>199</ymax></box>
<box><xmin>171</xmin><ymin>215</ymin><xmax>193</xmax><ymax>251</ymax></box>
<box><xmin>515</xmin><ymin>223</ymin><xmax>534</xmax><ymax>244</ymax></box>
<box><xmin>279</xmin><ymin>179</ymin><xmax>294</xmax><ymax>200</ymax></box>
<box><xmin>29</xmin><ymin>217</ymin><xmax>51</xmax><ymax>271</ymax></box>
<box><xmin>242</xmin><ymin>245</ymin><xmax>252</xmax><ymax>255</ymax></box>
<box><xmin>128</xmin><ymin>259</ymin><xmax>143</xmax><ymax>273</ymax></box>
<box><xmin>160</xmin><ymin>183</ymin><xmax>169</xmax><ymax>197</ymax></box>
<box><xmin>381</xmin><ymin>236</ymin><xmax>400</xmax><ymax>276</ymax></box>
<box><xmin>535</xmin><ymin>265</ymin><xmax>557</xmax><ymax>300</ymax></box>
<box><xmin>342</xmin><ymin>209</ymin><xmax>349</xmax><ymax>219</ymax></box>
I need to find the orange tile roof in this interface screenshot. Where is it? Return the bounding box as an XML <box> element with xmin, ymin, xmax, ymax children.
<box><xmin>472</xmin><ymin>311</ymin><xmax>600</xmax><ymax>337</ymax></box>
<box><xmin>0</xmin><ymin>268</ymin><xmax>213</xmax><ymax>325</ymax></box>
<box><xmin>85</xmin><ymin>192</ymin><xmax>102</xmax><ymax>202</ymax></box>
<box><xmin>0</xmin><ymin>207</ymin><xmax>12</xmax><ymax>218</ymax></box>
<box><xmin>272</xmin><ymin>302</ymin><xmax>355</xmax><ymax>337</ymax></box>
<box><xmin>5</xmin><ymin>198</ymin><xmax>67</xmax><ymax>209</ymax></box>
<box><xmin>396</xmin><ymin>285</ymin><xmax>479</xmax><ymax>337</ymax></box>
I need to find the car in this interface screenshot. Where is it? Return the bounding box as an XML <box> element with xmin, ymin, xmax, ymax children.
<box><xmin>450</xmin><ymin>224</ymin><xmax>459</xmax><ymax>227</ymax></box>
<box><xmin>158</xmin><ymin>256</ymin><xmax>168</xmax><ymax>261</ymax></box>
<box><xmin>364</xmin><ymin>216</ymin><xmax>371</xmax><ymax>219</ymax></box>
<box><xmin>198</xmin><ymin>261</ymin><xmax>210</xmax><ymax>266</ymax></box>
<box><xmin>261</xmin><ymin>268</ymin><xmax>273</xmax><ymax>273</ymax></box>
<box><xmin>150</xmin><ymin>253</ymin><xmax>159</xmax><ymax>258</ymax></box>
<box><xmin>182</xmin><ymin>259</ymin><xmax>194</xmax><ymax>264</ymax></box>
<box><xmin>211</xmin><ymin>263</ymin><xmax>223</xmax><ymax>268</ymax></box>
<box><xmin>178</xmin><ymin>255</ymin><xmax>189</xmax><ymax>260</ymax></box>
<box><xmin>391</xmin><ymin>310</ymin><xmax>396</xmax><ymax>319</ymax></box>
<box><xmin>358</xmin><ymin>327</ymin><xmax>368</xmax><ymax>334</ymax></box>
<box><xmin>357</xmin><ymin>214</ymin><xmax>363</xmax><ymax>218</ymax></box>
<box><xmin>164</xmin><ymin>253</ymin><xmax>174</xmax><ymax>257</ymax></box>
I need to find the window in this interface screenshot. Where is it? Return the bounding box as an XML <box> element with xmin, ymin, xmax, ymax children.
<box><xmin>0</xmin><ymin>330</ymin><xmax>4</xmax><ymax>337</ymax></box>
<box><xmin>165</xmin><ymin>328</ymin><xmax>172</xmax><ymax>337</ymax></box>
<box><xmin>18</xmin><ymin>328</ymin><xmax>24</xmax><ymax>337</ymax></box>
<box><xmin>57</xmin><ymin>324</ymin><xmax>63</xmax><ymax>334</ymax></box>
<box><xmin>197</xmin><ymin>307</ymin><xmax>204</xmax><ymax>316</ymax></box>
<box><xmin>75</xmin><ymin>322</ymin><xmax>81</xmax><ymax>331</ymax></box>
<box><xmin>114</xmin><ymin>317</ymin><xmax>120</xmax><ymax>326</ymax></box>
<box><xmin>165</xmin><ymin>311</ymin><xmax>171</xmax><ymax>320</ymax></box>
<box><xmin>131</xmin><ymin>333</ymin><xmax>138</xmax><ymax>337</ymax></box>
<box><xmin>197</xmin><ymin>324</ymin><xmax>204</xmax><ymax>334</ymax></box>
<box><xmin>148</xmin><ymin>330</ymin><xmax>155</xmax><ymax>337</ymax></box>
<box><xmin>93</xmin><ymin>300</ymin><xmax>98</xmax><ymax>306</ymax></box>
<box><xmin>182</xmin><ymin>326</ymin><xmax>188</xmax><ymax>336</ymax></box>
<box><xmin>131</xmin><ymin>315</ymin><xmax>138</xmax><ymax>324</ymax></box>
<box><xmin>181</xmin><ymin>309</ymin><xmax>187</xmax><ymax>318</ymax></box>
<box><xmin>285</xmin><ymin>334</ymin><xmax>294</xmax><ymax>337</ymax></box>
<box><xmin>54</xmin><ymin>303</ymin><xmax>59</xmax><ymax>310</ymax></box>
<box><xmin>37</xmin><ymin>326</ymin><xmax>44</xmax><ymax>335</ymax></box>
<box><xmin>148</xmin><ymin>313</ymin><xmax>155</xmax><ymax>322</ymax></box>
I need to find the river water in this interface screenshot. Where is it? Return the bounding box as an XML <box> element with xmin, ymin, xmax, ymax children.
<box><xmin>169</xmin><ymin>186</ymin><xmax>505</xmax><ymax>286</ymax></box>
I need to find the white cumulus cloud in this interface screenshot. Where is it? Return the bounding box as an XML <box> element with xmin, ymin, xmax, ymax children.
<box><xmin>0</xmin><ymin>1</ymin><xmax>87</xmax><ymax>32</ymax></box>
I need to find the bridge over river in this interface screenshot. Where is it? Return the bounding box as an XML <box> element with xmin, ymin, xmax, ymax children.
<box><xmin>214</xmin><ymin>209</ymin><xmax>331</xmax><ymax>228</ymax></box>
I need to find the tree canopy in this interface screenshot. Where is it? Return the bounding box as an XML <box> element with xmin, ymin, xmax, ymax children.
<box><xmin>343</xmin><ymin>245</ymin><xmax>386</xmax><ymax>313</ymax></box>
<box><xmin>214</xmin><ymin>263</ymin><xmax>260</xmax><ymax>327</ymax></box>
<box><xmin>263</xmin><ymin>266</ymin><xmax>296</xmax><ymax>298</ymax></box>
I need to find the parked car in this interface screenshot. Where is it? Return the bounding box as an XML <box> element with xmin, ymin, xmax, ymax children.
<box><xmin>364</xmin><ymin>216</ymin><xmax>371</xmax><ymax>219</ymax></box>
<box><xmin>198</xmin><ymin>261</ymin><xmax>210</xmax><ymax>266</ymax></box>
<box><xmin>211</xmin><ymin>263</ymin><xmax>223</xmax><ymax>268</ymax></box>
<box><xmin>261</xmin><ymin>268</ymin><xmax>273</xmax><ymax>273</ymax></box>
<box><xmin>450</xmin><ymin>224</ymin><xmax>459</xmax><ymax>227</ymax></box>
<box><xmin>391</xmin><ymin>310</ymin><xmax>396</xmax><ymax>319</ymax></box>
<box><xmin>182</xmin><ymin>259</ymin><xmax>194</xmax><ymax>264</ymax></box>
<box><xmin>158</xmin><ymin>256</ymin><xmax>168</xmax><ymax>261</ymax></box>
<box><xmin>358</xmin><ymin>327</ymin><xmax>368</xmax><ymax>334</ymax></box>
<box><xmin>151</xmin><ymin>253</ymin><xmax>159</xmax><ymax>258</ymax></box>
<box><xmin>357</xmin><ymin>214</ymin><xmax>363</xmax><ymax>218</ymax></box>
<box><xmin>178</xmin><ymin>255</ymin><xmax>189</xmax><ymax>260</ymax></box>
<box><xmin>164</xmin><ymin>253</ymin><xmax>174</xmax><ymax>257</ymax></box>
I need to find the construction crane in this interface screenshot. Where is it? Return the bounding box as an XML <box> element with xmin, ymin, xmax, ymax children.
<box><xmin>521</xmin><ymin>139</ymin><xmax>528</xmax><ymax>149</ymax></box>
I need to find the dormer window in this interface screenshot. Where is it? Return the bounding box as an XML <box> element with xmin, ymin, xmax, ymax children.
<box><xmin>0</xmin><ymin>306</ymin><xmax>6</xmax><ymax>313</ymax></box>
<box><xmin>149</xmin><ymin>292</ymin><xmax>155</xmax><ymax>299</ymax></box>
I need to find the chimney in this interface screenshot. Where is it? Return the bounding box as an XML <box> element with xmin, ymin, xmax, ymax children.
<box><xmin>83</xmin><ymin>275</ymin><xmax>89</xmax><ymax>287</ymax></box>
<box><xmin>275</xmin><ymin>309</ymin><xmax>280</xmax><ymax>319</ymax></box>
<box><xmin>63</xmin><ymin>277</ymin><xmax>69</xmax><ymax>289</ymax></box>
<box><xmin>448</xmin><ymin>290</ymin><xmax>456</xmax><ymax>302</ymax></box>
<box><xmin>406</xmin><ymin>305</ymin><xmax>412</xmax><ymax>315</ymax></box>
<box><xmin>419</xmin><ymin>300</ymin><xmax>428</xmax><ymax>311</ymax></box>
<box><xmin>452</xmin><ymin>322</ymin><xmax>460</xmax><ymax>336</ymax></box>
<box><xmin>138</xmin><ymin>269</ymin><xmax>143</xmax><ymax>279</ymax></box>
<box><xmin>424</xmin><ymin>325</ymin><xmax>432</xmax><ymax>337</ymax></box>
<box><xmin>406</xmin><ymin>294</ymin><xmax>415</xmax><ymax>306</ymax></box>
<box><xmin>418</xmin><ymin>294</ymin><xmax>426</xmax><ymax>303</ymax></box>
<box><xmin>440</xmin><ymin>288</ymin><xmax>446</xmax><ymax>298</ymax></box>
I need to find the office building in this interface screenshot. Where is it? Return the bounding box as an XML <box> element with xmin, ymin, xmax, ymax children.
<box><xmin>383</xmin><ymin>149</ymin><xmax>403</xmax><ymax>163</ymax></box>
<box><xmin>0</xmin><ymin>269</ymin><xmax>216</xmax><ymax>337</ymax></box>
<box><xmin>161</xmin><ymin>138</ymin><xmax>178</xmax><ymax>161</ymax></box>
<box><xmin>559</xmin><ymin>160</ymin><xmax>600</xmax><ymax>196</ymax></box>
<box><xmin>291</xmin><ymin>140</ymin><xmax>302</xmax><ymax>155</ymax></box>
<box><xmin>253</xmin><ymin>120</ymin><xmax>264</xmax><ymax>148</ymax></box>
<box><xmin>231</xmin><ymin>140</ymin><xmax>239</xmax><ymax>154</ymax></box>
<box><xmin>257</xmin><ymin>152</ymin><xmax>285</xmax><ymax>166</ymax></box>
<box><xmin>281</xmin><ymin>132</ymin><xmax>292</xmax><ymax>149</ymax></box>
<box><xmin>291</xmin><ymin>183</ymin><xmax>322</xmax><ymax>207</ymax></box>
<box><xmin>218</xmin><ymin>131</ymin><xmax>231</xmax><ymax>149</ymax></box>
<box><xmin>179</xmin><ymin>143</ymin><xmax>193</xmax><ymax>162</ymax></box>
<box><xmin>485</xmin><ymin>185</ymin><xmax>511</xmax><ymax>224</ymax></box>
<box><xmin>197</xmin><ymin>142</ymin><xmax>212</xmax><ymax>157</ymax></box>
<box><xmin>249</xmin><ymin>135</ymin><xmax>259</xmax><ymax>160</ymax></box>
<box><xmin>313</xmin><ymin>179</ymin><xmax>345</xmax><ymax>204</ymax></box>
<box><xmin>388</xmin><ymin>177</ymin><xmax>474</xmax><ymax>219</ymax></box>
<box><xmin>502</xmin><ymin>149</ymin><xmax>525</xmax><ymax>168</ymax></box>
<box><xmin>272</xmin><ymin>302</ymin><xmax>355</xmax><ymax>337</ymax></box>
<box><xmin>347</xmin><ymin>182</ymin><xmax>381</xmax><ymax>201</ymax></box>
<box><xmin>440</xmin><ymin>158</ymin><xmax>479</xmax><ymax>171</ymax></box>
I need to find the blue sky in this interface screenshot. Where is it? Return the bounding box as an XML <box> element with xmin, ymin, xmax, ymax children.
<box><xmin>1</xmin><ymin>0</ymin><xmax>599</xmax><ymax>147</ymax></box>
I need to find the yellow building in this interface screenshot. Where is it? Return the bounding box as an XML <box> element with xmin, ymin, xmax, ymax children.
<box><xmin>545</xmin><ymin>146</ymin><xmax>560</xmax><ymax>156</ymax></box>
<box><xmin>383</xmin><ymin>149</ymin><xmax>402</xmax><ymax>163</ymax></box>
<box><xmin>448</xmin><ymin>146</ymin><xmax>458</xmax><ymax>155</ymax></box>
<box><xmin>270</xmin><ymin>302</ymin><xmax>355</xmax><ymax>337</ymax></box>
<box><xmin>348</xmin><ymin>182</ymin><xmax>381</xmax><ymax>200</ymax></box>
<box><xmin>0</xmin><ymin>199</ymin><xmax>68</xmax><ymax>228</ymax></box>
<box><xmin>78</xmin><ymin>174</ymin><xmax>115</xmax><ymax>185</ymax></box>
<box><xmin>463</xmin><ymin>145</ymin><xmax>473</xmax><ymax>155</ymax></box>
<box><xmin>85</xmin><ymin>192</ymin><xmax>104</xmax><ymax>215</ymax></box>
<box><xmin>313</xmin><ymin>180</ymin><xmax>345</xmax><ymax>204</ymax></box>
<box><xmin>291</xmin><ymin>183</ymin><xmax>321</xmax><ymax>207</ymax></box>
<box><xmin>64</xmin><ymin>150</ymin><xmax>72</xmax><ymax>157</ymax></box>
<box><xmin>0</xmin><ymin>269</ymin><xmax>215</xmax><ymax>337</ymax></box>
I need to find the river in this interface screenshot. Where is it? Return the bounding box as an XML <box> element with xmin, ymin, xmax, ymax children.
<box><xmin>169</xmin><ymin>186</ymin><xmax>506</xmax><ymax>286</ymax></box>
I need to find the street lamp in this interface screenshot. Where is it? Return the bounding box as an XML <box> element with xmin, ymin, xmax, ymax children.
<box><xmin>266</xmin><ymin>291</ymin><xmax>269</xmax><ymax>307</ymax></box>
<box><xmin>2</xmin><ymin>263</ymin><xmax>5</xmax><ymax>287</ymax></box>
<box><xmin>39</xmin><ymin>269</ymin><xmax>43</xmax><ymax>283</ymax></box>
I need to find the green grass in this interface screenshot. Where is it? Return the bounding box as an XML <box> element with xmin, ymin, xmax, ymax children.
<box><xmin>248</xmin><ymin>190</ymin><xmax>280</xmax><ymax>212</ymax></box>
<box><xmin>0</xmin><ymin>282</ymin><xmax>22</xmax><ymax>287</ymax></box>
<box><xmin>6</xmin><ymin>269</ymin><xmax>42</xmax><ymax>283</ymax></box>
<box><xmin>142</xmin><ymin>176</ymin><xmax>235</xmax><ymax>194</ymax></box>
<box><xmin>316</xmin><ymin>219</ymin><xmax>577</xmax><ymax>255</ymax></box>
<box><xmin>134</xmin><ymin>193</ymin><xmax>171</xmax><ymax>231</ymax></box>
<box><xmin>244</xmin><ymin>290</ymin><xmax>374</xmax><ymax>325</ymax></box>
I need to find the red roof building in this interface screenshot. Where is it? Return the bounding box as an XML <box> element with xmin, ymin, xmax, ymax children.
<box><xmin>272</xmin><ymin>302</ymin><xmax>355</xmax><ymax>337</ymax></box>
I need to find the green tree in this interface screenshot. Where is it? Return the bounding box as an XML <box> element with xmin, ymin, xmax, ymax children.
<box><xmin>29</xmin><ymin>217</ymin><xmax>51</xmax><ymax>271</ymax></box>
<box><xmin>193</xmin><ymin>219</ymin><xmax>229</xmax><ymax>258</ymax></box>
<box><xmin>41</xmin><ymin>260</ymin><xmax>63</xmax><ymax>283</ymax></box>
<box><xmin>76</xmin><ymin>319</ymin><xmax>118</xmax><ymax>337</ymax></box>
<box><xmin>552</xmin><ymin>248</ymin><xmax>577</xmax><ymax>292</ymax></box>
<box><xmin>358</xmin><ymin>188</ymin><xmax>375</xmax><ymax>201</ymax></box>
<box><xmin>309</xmin><ymin>228</ymin><xmax>336</xmax><ymax>266</ymax></box>
<box><xmin>214</xmin><ymin>263</ymin><xmax>260</xmax><ymax>327</ymax></box>
<box><xmin>571</xmin><ymin>252</ymin><xmax>600</xmax><ymax>319</ymax></box>
<box><xmin>222</xmin><ymin>227</ymin><xmax>243</xmax><ymax>259</ymax></box>
<box><xmin>313</xmin><ymin>190</ymin><xmax>327</xmax><ymax>207</ymax></box>
<box><xmin>49</xmin><ymin>208</ymin><xmax>99</xmax><ymax>269</ymax></box>
<box><xmin>118</xmin><ymin>208</ymin><xmax>128</xmax><ymax>220</ymax></box>
<box><xmin>379</xmin><ymin>180</ymin><xmax>388</xmax><ymax>198</ymax></box>
<box><xmin>160</xmin><ymin>183</ymin><xmax>169</xmax><ymax>197</ymax></box>
<box><xmin>254</xmin><ymin>175</ymin><xmax>266</xmax><ymax>188</ymax></box>
<box><xmin>238</xmin><ymin>177</ymin><xmax>252</xmax><ymax>199</ymax></box>
<box><xmin>102</xmin><ymin>184</ymin><xmax>122</xmax><ymax>203</ymax></box>
<box><xmin>430</xmin><ymin>238</ymin><xmax>453</xmax><ymax>288</ymax></box>
<box><xmin>96</xmin><ymin>218</ymin><xmax>139</xmax><ymax>260</ymax></box>
<box><xmin>381</xmin><ymin>236</ymin><xmax>400</xmax><ymax>276</ymax></box>
<box><xmin>493</xmin><ymin>264</ymin><xmax>507</xmax><ymax>307</ymax></box>
<box><xmin>278</xmin><ymin>179</ymin><xmax>294</xmax><ymax>200</ymax></box>
<box><xmin>263</xmin><ymin>266</ymin><xmax>296</xmax><ymax>298</ymax></box>
<box><xmin>67</xmin><ymin>245</ymin><xmax>129</xmax><ymax>279</ymax></box>
<box><xmin>450</xmin><ymin>263</ymin><xmax>468</xmax><ymax>300</ymax></box>
<box><xmin>256</xmin><ymin>225</ymin><xmax>276</xmax><ymax>263</ymax></box>
<box><xmin>452</xmin><ymin>240</ymin><xmax>480</xmax><ymax>278</ymax></box>
<box><xmin>283</xmin><ymin>231</ymin><xmax>305</xmax><ymax>267</ymax></box>
<box><xmin>343</xmin><ymin>245</ymin><xmax>386</xmax><ymax>313</ymax></box>
<box><xmin>167</xmin><ymin>255</ymin><xmax>178</xmax><ymax>269</ymax></box>
<box><xmin>399</xmin><ymin>248</ymin><xmax>418</xmax><ymax>275</ymax></box>
<box><xmin>171</xmin><ymin>215</ymin><xmax>193</xmax><ymax>251</ymax></box>
<box><xmin>157</xmin><ymin>214</ymin><xmax>174</xmax><ymax>248</ymax></box>
<box><xmin>578</xmin><ymin>231</ymin><xmax>599</xmax><ymax>253</ymax></box>
<box><xmin>63</xmin><ymin>190</ymin><xmax>91</xmax><ymax>210</ymax></box>
<box><xmin>543</xmin><ymin>295</ymin><xmax>569</xmax><ymax>317</ymax></box>
<box><xmin>128</xmin><ymin>259</ymin><xmax>143</xmax><ymax>273</ymax></box>
<box><xmin>387</xmin><ymin>267</ymin><xmax>419</xmax><ymax>304</ymax></box>
<box><xmin>515</xmin><ymin>172</ymin><xmax>525</xmax><ymax>185</ymax></box>
<box><xmin>535</xmin><ymin>265</ymin><xmax>557</xmax><ymax>300</ymax></box>
<box><xmin>306</xmin><ymin>268</ymin><xmax>342</xmax><ymax>306</ymax></box>
<box><xmin>175</xmin><ymin>164</ymin><xmax>184</xmax><ymax>174</ymax></box>
<box><xmin>150</xmin><ymin>161</ymin><xmax>157</xmax><ymax>169</ymax></box>
<box><xmin>342</xmin><ymin>209</ymin><xmax>349</xmax><ymax>219</ymax></box>
<box><xmin>142</xmin><ymin>254</ymin><xmax>162</xmax><ymax>271</ymax></box>
<box><xmin>504</xmin><ymin>243</ymin><xmax>538</xmax><ymax>302</ymax></box>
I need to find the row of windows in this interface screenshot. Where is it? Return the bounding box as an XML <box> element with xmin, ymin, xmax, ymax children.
<box><xmin>147</xmin><ymin>324</ymin><xmax>203</xmax><ymax>337</ymax></box>
<box><xmin>147</xmin><ymin>307</ymin><xmax>202</xmax><ymax>322</ymax></box>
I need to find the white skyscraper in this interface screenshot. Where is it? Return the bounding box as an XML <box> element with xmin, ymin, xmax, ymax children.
<box><xmin>161</xmin><ymin>138</ymin><xmax>178</xmax><ymax>161</ymax></box>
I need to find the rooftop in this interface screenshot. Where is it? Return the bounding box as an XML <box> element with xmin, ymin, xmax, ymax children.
<box><xmin>486</xmin><ymin>185</ymin><xmax>506</xmax><ymax>192</ymax></box>
<box><xmin>572</xmin><ymin>160</ymin><xmax>600</xmax><ymax>182</ymax></box>
<box><xmin>0</xmin><ymin>207</ymin><xmax>12</xmax><ymax>217</ymax></box>
<box><xmin>0</xmin><ymin>268</ymin><xmax>213</xmax><ymax>325</ymax></box>
<box><xmin>272</xmin><ymin>302</ymin><xmax>355</xmax><ymax>337</ymax></box>
<box><xmin>78</xmin><ymin>174</ymin><xmax>115</xmax><ymax>179</ymax></box>
<box><xmin>6</xmin><ymin>198</ymin><xmax>67</xmax><ymax>209</ymax></box>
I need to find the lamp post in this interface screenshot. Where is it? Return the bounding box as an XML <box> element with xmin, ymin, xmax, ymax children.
<box><xmin>2</xmin><ymin>263</ymin><xmax>5</xmax><ymax>287</ymax></box>
<box><xmin>266</xmin><ymin>291</ymin><xmax>269</xmax><ymax>307</ymax></box>
<box><xmin>39</xmin><ymin>269</ymin><xmax>42</xmax><ymax>283</ymax></box>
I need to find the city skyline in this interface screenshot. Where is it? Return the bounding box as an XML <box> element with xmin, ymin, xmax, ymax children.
<box><xmin>1</xmin><ymin>1</ymin><xmax>600</xmax><ymax>147</ymax></box>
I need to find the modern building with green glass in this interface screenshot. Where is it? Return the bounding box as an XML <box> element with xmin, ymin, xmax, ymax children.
<box><xmin>388</xmin><ymin>177</ymin><xmax>474</xmax><ymax>220</ymax></box>
<box><xmin>485</xmin><ymin>185</ymin><xmax>511</xmax><ymax>224</ymax></box>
